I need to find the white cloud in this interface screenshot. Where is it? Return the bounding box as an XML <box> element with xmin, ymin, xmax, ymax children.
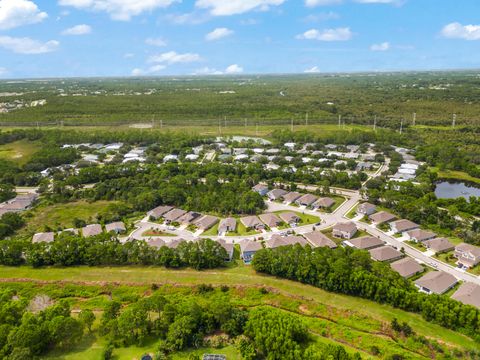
<box><xmin>145</xmin><ymin>37</ymin><xmax>167</xmax><ymax>46</ymax></box>
<box><xmin>304</xmin><ymin>66</ymin><xmax>320</xmax><ymax>73</ymax></box>
<box><xmin>305</xmin><ymin>0</ymin><xmax>342</xmax><ymax>7</ymax></box>
<box><xmin>58</xmin><ymin>0</ymin><xmax>178</xmax><ymax>21</ymax></box>
<box><xmin>0</xmin><ymin>36</ymin><xmax>59</xmax><ymax>54</ymax></box>
<box><xmin>193</xmin><ymin>64</ymin><xmax>243</xmax><ymax>75</ymax></box>
<box><xmin>370</xmin><ymin>41</ymin><xmax>390</xmax><ymax>51</ymax></box>
<box><xmin>165</xmin><ymin>12</ymin><xmax>210</xmax><ymax>25</ymax></box>
<box><xmin>62</xmin><ymin>24</ymin><xmax>92</xmax><ymax>35</ymax></box>
<box><xmin>441</xmin><ymin>22</ymin><xmax>480</xmax><ymax>41</ymax></box>
<box><xmin>225</xmin><ymin>64</ymin><xmax>243</xmax><ymax>74</ymax></box>
<box><xmin>205</xmin><ymin>27</ymin><xmax>233</xmax><ymax>41</ymax></box>
<box><xmin>303</xmin><ymin>12</ymin><xmax>339</xmax><ymax>23</ymax></box>
<box><xmin>148</xmin><ymin>51</ymin><xmax>202</xmax><ymax>64</ymax></box>
<box><xmin>131</xmin><ymin>64</ymin><xmax>166</xmax><ymax>76</ymax></box>
<box><xmin>297</xmin><ymin>27</ymin><xmax>352</xmax><ymax>41</ymax></box>
<box><xmin>0</xmin><ymin>0</ymin><xmax>48</xmax><ymax>30</ymax></box>
<box><xmin>195</xmin><ymin>0</ymin><xmax>285</xmax><ymax>16</ymax></box>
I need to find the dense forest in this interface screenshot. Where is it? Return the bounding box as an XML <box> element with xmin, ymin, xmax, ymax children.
<box><xmin>2</xmin><ymin>72</ymin><xmax>480</xmax><ymax>127</ymax></box>
<box><xmin>252</xmin><ymin>245</ymin><xmax>480</xmax><ymax>339</ymax></box>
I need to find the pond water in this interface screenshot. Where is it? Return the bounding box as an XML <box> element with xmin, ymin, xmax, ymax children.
<box><xmin>435</xmin><ymin>181</ymin><xmax>480</xmax><ymax>200</ymax></box>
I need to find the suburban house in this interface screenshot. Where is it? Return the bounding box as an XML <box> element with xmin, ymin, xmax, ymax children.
<box><xmin>240</xmin><ymin>215</ymin><xmax>265</xmax><ymax>231</ymax></box>
<box><xmin>369</xmin><ymin>211</ymin><xmax>396</xmax><ymax>225</ymax></box>
<box><xmin>451</xmin><ymin>282</ymin><xmax>480</xmax><ymax>309</ymax></box>
<box><xmin>218</xmin><ymin>218</ymin><xmax>236</xmax><ymax>234</ymax></box>
<box><xmin>252</xmin><ymin>184</ymin><xmax>269</xmax><ymax>196</ymax></box>
<box><xmin>32</xmin><ymin>232</ymin><xmax>54</xmax><ymax>243</ymax></box>
<box><xmin>82</xmin><ymin>224</ymin><xmax>103</xmax><ymax>238</ymax></box>
<box><xmin>369</xmin><ymin>246</ymin><xmax>404</xmax><ymax>262</ymax></box>
<box><xmin>332</xmin><ymin>222</ymin><xmax>357</xmax><ymax>239</ymax></box>
<box><xmin>0</xmin><ymin>193</ymin><xmax>38</xmax><ymax>213</ymax></box>
<box><xmin>278</xmin><ymin>212</ymin><xmax>300</xmax><ymax>226</ymax></box>
<box><xmin>148</xmin><ymin>205</ymin><xmax>174</xmax><ymax>220</ymax></box>
<box><xmin>303</xmin><ymin>231</ymin><xmax>337</xmax><ymax>249</ymax></box>
<box><xmin>147</xmin><ymin>238</ymin><xmax>165</xmax><ymax>249</ymax></box>
<box><xmin>390</xmin><ymin>257</ymin><xmax>424</xmax><ymax>278</ymax></box>
<box><xmin>454</xmin><ymin>243</ymin><xmax>480</xmax><ymax>269</ymax></box>
<box><xmin>240</xmin><ymin>240</ymin><xmax>263</xmax><ymax>264</ymax></box>
<box><xmin>266</xmin><ymin>234</ymin><xmax>307</xmax><ymax>248</ymax></box>
<box><xmin>267</xmin><ymin>188</ymin><xmax>288</xmax><ymax>201</ymax></box>
<box><xmin>177</xmin><ymin>211</ymin><xmax>202</xmax><ymax>225</ymax></box>
<box><xmin>194</xmin><ymin>215</ymin><xmax>219</xmax><ymax>231</ymax></box>
<box><xmin>390</xmin><ymin>219</ymin><xmax>419</xmax><ymax>234</ymax></box>
<box><xmin>357</xmin><ymin>202</ymin><xmax>377</xmax><ymax>216</ymax></box>
<box><xmin>259</xmin><ymin>213</ymin><xmax>283</xmax><ymax>228</ymax></box>
<box><xmin>423</xmin><ymin>238</ymin><xmax>455</xmax><ymax>254</ymax></box>
<box><xmin>217</xmin><ymin>239</ymin><xmax>234</xmax><ymax>261</ymax></box>
<box><xmin>414</xmin><ymin>271</ymin><xmax>458</xmax><ymax>295</ymax></box>
<box><xmin>105</xmin><ymin>221</ymin><xmax>126</xmax><ymax>234</ymax></box>
<box><xmin>295</xmin><ymin>194</ymin><xmax>318</xmax><ymax>207</ymax></box>
<box><xmin>282</xmin><ymin>191</ymin><xmax>302</xmax><ymax>204</ymax></box>
<box><xmin>166</xmin><ymin>239</ymin><xmax>183</xmax><ymax>249</ymax></box>
<box><xmin>406</xmin><ymin>229</ymin><xmax>436</xmax><ymax>242</ymax></box>
<box><xmin>343</xmin><ymin>236</ymin><xmax>384</xmax><ymax>250</ymax></box>
<box><xmin>163</xmin><ymin>209</ymin><xmax>187</xmax><ymax>224</ymax></box>
<box><xmin>312</xmin><ymin>197</ymin><xmax>335</xmax><ymax>210</ymax></box>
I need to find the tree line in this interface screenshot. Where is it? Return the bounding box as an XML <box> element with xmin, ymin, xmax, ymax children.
<box><xmin>0</xmin><ymin>234</ymin><xmax>227</xmax><ymax>270</ymax></box>
<box><xmin>252</xmin><ymin>245</ymin><xmax>480</xmax><ymax>338</ymax></box>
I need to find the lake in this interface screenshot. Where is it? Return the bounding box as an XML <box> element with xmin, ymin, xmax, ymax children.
<box><xmin>435</xmin><ymin>181</ymin><xmax>480</xmax><ymax>200</ymax></box>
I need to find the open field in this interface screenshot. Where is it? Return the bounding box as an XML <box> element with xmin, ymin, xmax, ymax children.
<box><xmin>21</xmin><ymin>200</ymin><xmax>120</xmax><ymax>234</ymax></box>
<box><xmin>0</xmin><ymin>139</ymin><xmax>41</xmax><ymax>165</ymax></box>
<box><xmin>431</xmin><ymin>168</ymin><xmax>480</xmax><ymax>185</ymax></box>
<box><xmin>0</xmin><ymin>264</ymin><xmax>477</xmax><ymax>359</ymax></box>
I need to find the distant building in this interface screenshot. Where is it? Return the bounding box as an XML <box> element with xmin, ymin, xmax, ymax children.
<box><xmin>148</xmin><ymin>205</ymin><xmax>174</xmax><ymax>220</ymax></box>
<box><xmin>451</xmin><ymin>282</ymin><xmax>480</xmax><ymax>309</ymax></box>
<box><xmin>217</xmin><ymin>239</ymin><xmax>234</xmax><ymax>261</ymax></box>
<box><xmin>252</xmin><ymin>184</ymin><xmax>269</xmax><ymax>196</ymax></box>
<box><xmin>312</xmin><ymin>197</ymin><xmax>335</xmax><ymax>210</ymax></box>
<box><xmin>423</xmin><ymin>238</ymin><xmax>454</xmax><ymax>254</ymax></box>
<box><xmin>194</xmin><ymin>215</ymin><xmax>219</xmax><ymax>231</ymax></box>
<box><xmin>218</xmin><ymin>218</ymin><xmax>236</xmax><ymax>234</ymax></box>
<box><xmin>406</xmin><ymin>229</ymin><xmax>436</xmax><ymax>243</ymax></box>
<box><xmin>295</xmin><ymin>194</ymin><xmax>318</xmax><ymax>207</ymax></box>
<box><xmin>240</xmin><ymin>216</ymin><xmax>265</xmax><ymax>231</ymax></box>
<box><xmin>240</xmin><ymin>240</ymin><xmax>263</xmax><ymax>264</ymax></box>
<box><xmin>343</xmin><ymin>236</ymin><xmax>384</xmax><ymax>250</ymax></box>
<box><xmin>282</xmin><ymin>191</ymin><xmax>302</xmax><ymax>204</ymax></box>
<box><xmin>82</xmin><ymin>224</ymin><xmax>103</xmax><ymax>238</ymax></box>
<box><xmin>303</xmin><ymin>231</ymin><xmax>337</xmax><ymax>249</ymax></box>
<box><xmin>357</xmin><ymin>203</ymin><xmax>377</xmax><ymax>216</ymax></box>
<box><xmin>163</xmin><ymin>209</ymin><xmax>187</xmax><ymax>224</ymax></box>
<box><xmin>390</xmin><ymin>219</ymin><xmax>419</xmax><ymax>234</ymax></box>
<box><xmin>369</xmin><ymin>211</ymin><xmax>396</xmax><ymax>225</ymax></box>
<box><xmin>278</xmin><ymin>212</ymin><xmax>300</xmax><ymax>226</ymax></box>
<box><xmin>267</xmin><ymin>188</ymin><xmax>288</xmax><ymax>201</ymax></box>
<box><xmin>105</xmin><ymin>221</ymin><xmax>126</xmax><ymax>234</ymax></box>
<box><xmin>259</xmin><ymin>213</ymin><xmax>283</xmax><ymax>228</ymax></box>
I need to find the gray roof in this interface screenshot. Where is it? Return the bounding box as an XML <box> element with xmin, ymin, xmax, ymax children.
<box><xmin>296</xmin><ymin>193</ymin><xmax>318</xmax><ymax>206</ymax></box>
<box><xmin>82</xmin><ymin>224</ymin><xmax>103</xmax><ymax>237</ymax></box>
<box><xmin>407</xmin><ymin>229</ymin><xmax>436</xmax><ymax>241</ymax></box>
<box><xmin>105</xmin><ymin>221</ymin><xmax>126</xmax><ymax>233</ymax></box>
<box><xmin>240</xmin><ymin>240</ymin><xmax>263</xmax><ymax>253</ymax></box>
<box><xmin>252</xmin><ymin>184</ymin><xmax>268</xmax><ymax>192</ymax></box>
<box><xmin>240</xmin><ymin>215</ymin><xmax>263</xmax><ymax>229</ymax></box>
<box><xmin>149</xmin><ymin>205</ymin><xmax>174</xmax><ymax>218</ymax></box>
<box><xmin>313</xmin><ymin>197</ymin><xmax>335</xmax><ymax>208</ymax></box>
<box><xmin>164</xmin><ymin>208</ymin><xmax>187</xmax><ymax>222</ymax></box>
<box><xmin>259</xmin><ymin>213</ymin><xmax>282</xmax><ymax>228</ymax></box>
<box><xmin>423</xmin><ymin>238</ymin><xmax>454</xmax><ymax>253</ymax></box>
<box><xmin>177</xmin><ymin>211</ymin><xmax>202</xmax><ymax>224</ymax></box>
<box><xmin>267</xmin><ymin>188</ymin><xmax>288</xmax><ymax>199</ymax></box>
<box><xmin>455</xmin><ymin>243</ymin><xmax>480</xmax><ymax>257</ymax></box>
<box><xmin>333</xmin><ymin>222</ymin><xmax>357</xmax><ymax>233</ymax></box>
<box><xmin>358</xmin><ymin>202</ymin><xmax>376</xmax><ymax>213</ymax></box>
<box><xmin>194</xmin><ymin>215</ymin><xmax>219</xmax><ymax>230</ymax></box>
<box><xmin>218</xmin><ymin>217</ymin><xmax>236</xmax><ymax>230</ymax></box>
<box><xmin>345</xmin><ymin>236</ymin><xmax>384</xmax><ymax>250</ymax></box>
<box><xmin>147</xmin><ymin>238</ymin><xmax>166</xmax><ymax>248</ymax></box>
<box><xmin>369</xmin><ymin>211</ymin><xmax>396</xmax><ymax>224</ymax></box>
<box><xmin>391</xmin><ymin>257</ymin><xmax>423</xmax><ymax>278</ymax></box>
<box><xmin>278</xmin><ymin>212</ymin><xmax>300</xmax><ymax>224</ymax></box>
<box><xmin>369</xmin><ymin>246</ymin><xmax>403</xmax><ymax>262</ymax></box>
<box><xmin>303</xmin><ymin>231</ymin><xmax>337</xmax><ymax>248</ymax></box>
<box><xmin>282</xmin><ymin>191</ymin><xmax>302</xmax><ymax>203</ymax></box>
<box><xmin>32</xmin><ymin>232</ymin><xmax>54</xmax><ymax>243</ymax></box>
<box><xmin>415</xmin><ymin>271</ymin><xmax>458</xmax><ymax>294</ymax></box>
<box><xmin>451</xmin><ymin>282</ymin><xmax>480</xmax><ymax>309</ymax></box>
<box><xmin>391</xmin><ymin>219</ymin><xmax>419</xmax><ymax>232</ymax></box>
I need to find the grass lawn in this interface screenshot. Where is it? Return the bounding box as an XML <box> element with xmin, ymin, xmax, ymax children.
<box><xmin>435</xmin><ymin>251</ymin><xmax>457</xmax><ymax>266</ymax></box>
<box><xmin>405</xmin><ymin>240</ymin><xmax>426</xmax><ymax>252</ymax></box>
<box><xmin>345</xmin><ymin>205</ymin><xmax>357</xmax><ymax>219</ymax></box>
<box><xmin>21</xmin><ymin>200</ymin><xmax>120</xmax><ymax>234</ymax></box>
<box><xmin>430</xmin><ymin>167</ymin><xmax>480</xmax><ymax>185</ymax></box>
<box><xmin>0</xmin><ymin>139</ymin><xmax>41</xmax><ymax>165</ymax></box>
<box><xmin>141</xmin><ymin>229</ymin><xmax>175</xmax><ymax>237</ymax></box>
<box><xmin>202</xmin><ymin>222</ymin><xmax>219</xmax><ymax>236</ymax></box>
<box><xmin>329</xmin><ymin>195</ymin><xmax>347</xmax><ymax>212</ymax></box>
<box><xmin>0</xmin><ymin>265</ymin><xmax>476</xmax><ymax>355</ymax></box>
<box><xmin>273</xmin><ymin>210</ymin><xmax>320</xmax><ymax>225</ymax></box>
<box><xmin>226</xmin><ymin>220</ymin><xmax>259</xmax><ymax>236</ymax></box>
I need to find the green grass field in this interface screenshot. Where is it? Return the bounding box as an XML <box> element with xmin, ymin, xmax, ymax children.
<box><xmin>0</xmin><ymin>139</ymin><xmax>41</xmax><ymax>165</ymax></box>
<box><xmin>0</xmin><ymin>264</ymin><xmax>477</xmax><ymax>359</ymax></box>
<box><xmin>21</xmin><ymin>200</ymin><xmax>119</xmax><ymax>234</ymax></box>
<box><xmin>431</xmin><ymin>167</ymin><xmax>480</xmax><ymax>185</ymax></box>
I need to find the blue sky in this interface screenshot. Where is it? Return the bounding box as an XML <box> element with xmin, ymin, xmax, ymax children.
<box><xmin>0</xmin><ymin>0</ymin><xmax>479</xmax><ymax>78</ymax></box>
